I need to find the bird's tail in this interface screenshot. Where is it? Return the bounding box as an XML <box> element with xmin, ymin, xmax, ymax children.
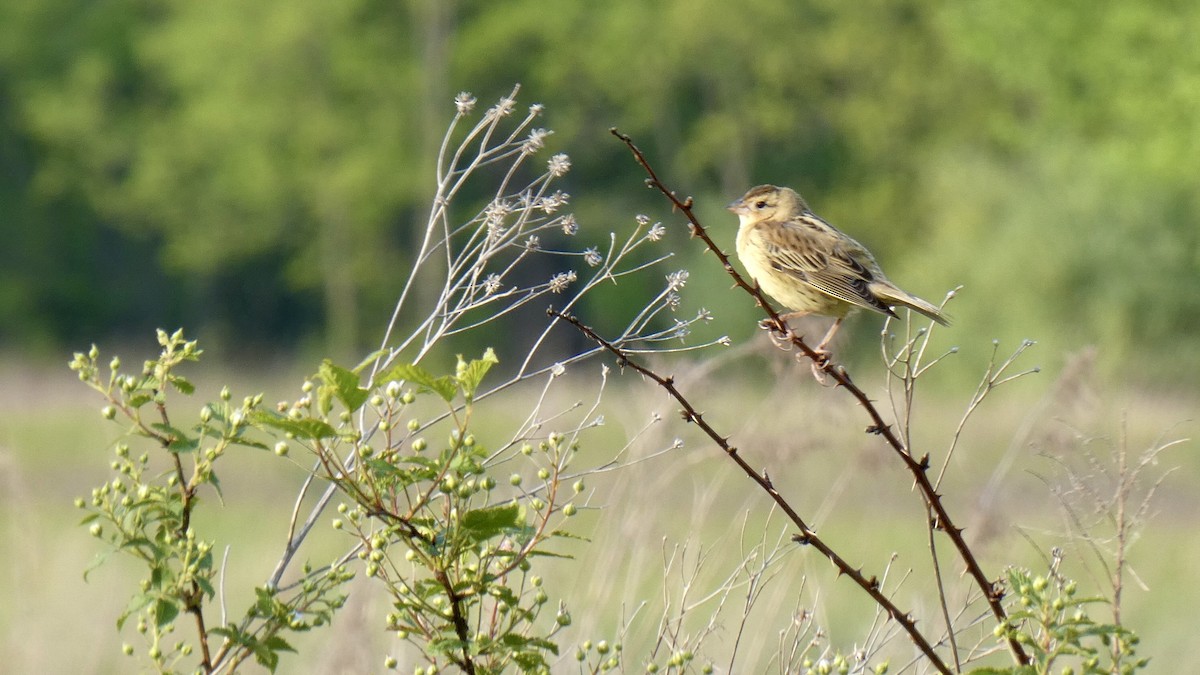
<box><xmin>872</xmin><ymin>284</ymin><xmax>951</xmax><ymax>326</ymax></box>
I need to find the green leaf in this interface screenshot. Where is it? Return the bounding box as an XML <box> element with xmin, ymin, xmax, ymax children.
<box><xmin>352</xmin><ymin>348</ymin><xmax>390</xmax><ymax>375</ymax></box>
<box><xmin>512</xmin><ymin>650</ymin><xmax>550</xmax><ymax>670</ymax></box>
<box><xmin>153</xmin><ymin>598</ymin><xmax>179</xmax><ymax>628</ymax></box>
<box><xmin>376</xmin><ymin>363</ymin><xmax>457</xmax><ymax>402</ymax></box>
<box><xmin>250</xmin><ymin>411</ymin><xmax>339</xmax><ymax>440</ymax></box>
<box><xmin>149</xmin><ymin>422</ymin><xmax>199</xmax><ymax>453</ymax></box>
<box><xmin>456</xmin><ymin>348</ymin><xmax>498</xmax><ymax>400</ymax></box>
<box><xmin>116</xmin><ymin>593</ymin><xmax>153</xmax><ymax>630</ymax></box>
<box><xmin>171</xmin><ymin>376</ymin><xmax>195</xmax><ymax>395</ymax></box>
<box><xmin>264</xmin><ymin>635</ymin><xmax>295</xmax><ymax>654</ymax></box>
<box><xmin>460</xmin><ymin>503</ymin><xmax>522</xmax><ymax>542</ymax></box>
<box><xmin>319</xmin><ymin>360</ymin><xmax>369</xmax><ymax>413</ymax></box>
<box><xmin>253</xmin><ymin>642</ymin><xmax>280</xmax><ymax>673</ymax></box>
<box><xmin>364</xmin><ymin>458</ymin><xmax>404</xmax><ymax>478</ymax></box>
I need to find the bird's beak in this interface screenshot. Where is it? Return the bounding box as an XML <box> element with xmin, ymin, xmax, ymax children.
<box><xmin>726</xmin><ymin>199</ymin><xmax>746</xmax><ymax>214</ymax></box>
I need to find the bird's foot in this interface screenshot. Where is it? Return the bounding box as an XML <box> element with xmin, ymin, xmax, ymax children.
<box><xmin>758</xmin><ymin>317</ymin><xmax>788</xmax><ymax>333</ymax></box>
<box><xmin>809</xmin><ymin>349</ymin><xmax>834</xmax><ymax>385</ymax></box>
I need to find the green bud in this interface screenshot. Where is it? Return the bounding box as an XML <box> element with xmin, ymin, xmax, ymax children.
<box><xmin>101</xmin><ymin>405</ymin><xmax>117</xmax><ymax>420</ymax></box>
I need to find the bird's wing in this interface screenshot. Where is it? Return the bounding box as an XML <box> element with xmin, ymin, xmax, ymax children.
<box><xmin>760</xmin><ymin>215</ymin><xmax>897</xmax><ymax>317</ymax></box>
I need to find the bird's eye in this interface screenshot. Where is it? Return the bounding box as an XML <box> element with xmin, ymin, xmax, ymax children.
<box><xmin>754</xmin><ymin>200</ymin><xmax>768</xmax><ymax>209</ymax></box>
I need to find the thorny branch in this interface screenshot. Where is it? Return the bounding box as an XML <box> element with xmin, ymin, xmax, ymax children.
<box><xmin>608</xmin><ymin>127</ymin><xmax>1030</xmax><ymax>667</ymax></box>
<box><xmin>549</xmin><ymin>308</ymin><xmax>952</xmax><ymax>675</ymax></box>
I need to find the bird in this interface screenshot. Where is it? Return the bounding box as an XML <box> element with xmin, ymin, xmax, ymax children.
<box><xmin>727</xmin><ymin>184</ymin><xmax>948</xmax><ymax>360</ymax></box>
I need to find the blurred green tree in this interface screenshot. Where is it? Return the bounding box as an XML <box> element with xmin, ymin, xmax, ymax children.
<box><xmin>1</xmin><ymin>0</ymin><xmax>1196</xmax><ymax>380</ymax></box>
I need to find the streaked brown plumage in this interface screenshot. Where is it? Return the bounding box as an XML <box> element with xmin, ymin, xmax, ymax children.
<box><xmin>728</xmin><ymin>184</ymin><xmax>948</xmax><ymax>355</ymax></box>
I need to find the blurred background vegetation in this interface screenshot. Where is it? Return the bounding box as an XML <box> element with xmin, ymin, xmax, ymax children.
<box><xmin>1</xmin><ymin>0</ymin><xmax>1197</xmax><ymax>381</ymax></box>
<box><xmin>2</xmin><ymin>2</ymin><xmax>1198</xmax><ymax>672</ymax></box>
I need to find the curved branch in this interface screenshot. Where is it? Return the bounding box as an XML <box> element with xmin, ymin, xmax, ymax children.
<box><xmin>548</xmin><ymin>308</ymin><xmax>951</xmax><ymax>675</ymax></box>
<box><xmin>609</xmin><ymin>127</ymin><xmax>1028</xmax><ymax>667</ymax></box>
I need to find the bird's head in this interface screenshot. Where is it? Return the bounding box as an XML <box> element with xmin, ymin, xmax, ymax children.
<box><xmin>726</xmin><ymin>185</ymin><xmax>808</xmax><ymax>226</ymax></box>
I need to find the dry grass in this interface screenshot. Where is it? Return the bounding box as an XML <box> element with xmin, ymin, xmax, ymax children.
<box><xmin>1</xmin><ymin>349</ymin><xmax>1195</xmax><ymax>673</ymax></box>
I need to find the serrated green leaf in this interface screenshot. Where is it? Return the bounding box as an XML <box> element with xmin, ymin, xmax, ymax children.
<box><xmin>128</xmin><ymin>392</ymin><xmax>153</xmax><ymax>408</ymax></box>
<box><xmin>457</xmin><ymin>348</ymin><xmax>498</xmax><ymax>400</ymax></box>
<box><xmin>253</xmin><ymin>642</ymin><xmax>280</xmax><ymax>673</ymax></box>
<box><xmin>525</xmin><ymin>549</ymin><xmax>574</xmax><ymax>559</ymax></box>
<box><xmin>171</xmin><ymin>376</ymin><xmax>195</xmax><ymax>395</ymax></box>
<box><xmin>250</xmin><ymin>411</ymin><xmax>338</xmax><ymax>440</ymax></box>
<box><xmin>460</xmin><ymin>503</ymin><xmax>522</xmax><ymax>542</ymax></box>
<box><xmin>512</xmin><ymin>651</ymin><xmax>550</xmax><ymax>670</ymax></box>
<box><xmin>264</xmin><ymin>635</ymin><xmax>296</xmax><ymax>653</ymax></box>
<box><xmin>364</xmin><ymin>458</ymin><xmax>403</xmax><ymax>478</ymax></box>
<box><xmin>150</xmin><ymin>422</ymin><xmax>199</xmax><ymax>453</ymax></box>
<box><xmin>376</xmin><ymin>363</ymin><xmax>457</xmax><ymax>402</ymax></box>
<box><xmin>429</xmin><ymin>637</ymin><xmax>468</xmax><ymax>656</ymax></box>
<box><xmin>319</xmin><ymin>360</ymin><xmax>369</xmax><ymax>412</ymax></box>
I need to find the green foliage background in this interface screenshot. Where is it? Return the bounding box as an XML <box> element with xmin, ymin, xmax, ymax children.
<box><xmin>2</xmin><ymin>0</ymin><xmax>1197</xmax><ymax>380</ymax></box>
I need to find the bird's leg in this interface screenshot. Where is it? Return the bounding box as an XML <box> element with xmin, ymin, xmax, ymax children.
<box><xmin>812</xmin><ymin>317</ymin><xmax>844</xmax><ymax>361</ymax></box>
<box><xmin>805</xmin><ymin>318</ymin><xmax>843</xmax><ymax>385</ymax></box>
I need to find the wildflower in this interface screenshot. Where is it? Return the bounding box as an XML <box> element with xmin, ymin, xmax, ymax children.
<box><xmin>523</xmin><ymin>128</ymin><xmax>551</xmax><ymax>154</ymax></box>
<box><xmin>583</xmin><ymin>247</ymin><xmax>602</xmax><ymax>267</ymax></box>
<box><xmin>529</xmin><ymin>103</ymin><xmax>545</xmax><ymax>116</ymax></box>
<box><xmin>483</xmin><ymin>274</ymin><xmax>502</xmax><ymax>295</ymax></box>
<box><xmin>559</xmin><ymin>214</ymin><xmax>579</xmax><ymax>235</ymax></box>
<box><xmin>548</xmin><ymin>271</ymin><xmax>577</xmax><ymax>293</ymax></box>
<box><xmin>485</xmin><ymin>199</ymin><xmax>512</xmax><ymax>226</ymax></box>
<box><xmin>454</xmin><ymin>92</ymin><xmax>477</xmax><ymax>115</ymax></box>
<box><xmin>666</xmin><ymin>270</ymin><xmax>689</xmax><ymax>291</ymax></box>
<box><xmin>666</xmin><ymin>292</ymin><xmax>681</xmax><ymax>309</ymax></box>
<box><xmin>548</xmin><ymin>153</ymin><xmax>571</xmax><ymax>177</ymax></box>
<box><xmin>635</xmin><ymin>214</ymin><xmax>651</xmax><ymax>226</ymax></box>
<box><xmin>525</xmin><ymin>235</ymin><xmax>541</xmax><ymax>251</ymax></box>
<box><xmin>539</xmin><ymin>190</ymin><xmax>569</xmax><ymax>214</ymax></box>
<box><xmin>648</xmin><ymin>222</ymin><xmax>666</xmax><ymax>241</ymax></box>
<box><xmin>487</xmin><ymin>95</ymin><xmax>517</xmax><ymax>120</ymax></box>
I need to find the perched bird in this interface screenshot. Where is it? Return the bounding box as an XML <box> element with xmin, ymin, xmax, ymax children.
<box><xmin>728</xmin><ymin>184</ymin><xmax>948</xmax><ymax>358</ymax></box>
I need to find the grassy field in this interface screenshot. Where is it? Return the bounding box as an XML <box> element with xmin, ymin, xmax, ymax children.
<box><xmin>1</xmin><ymin>345</ymin><xmax>1195</xmax><ymax>673</ymax></box>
